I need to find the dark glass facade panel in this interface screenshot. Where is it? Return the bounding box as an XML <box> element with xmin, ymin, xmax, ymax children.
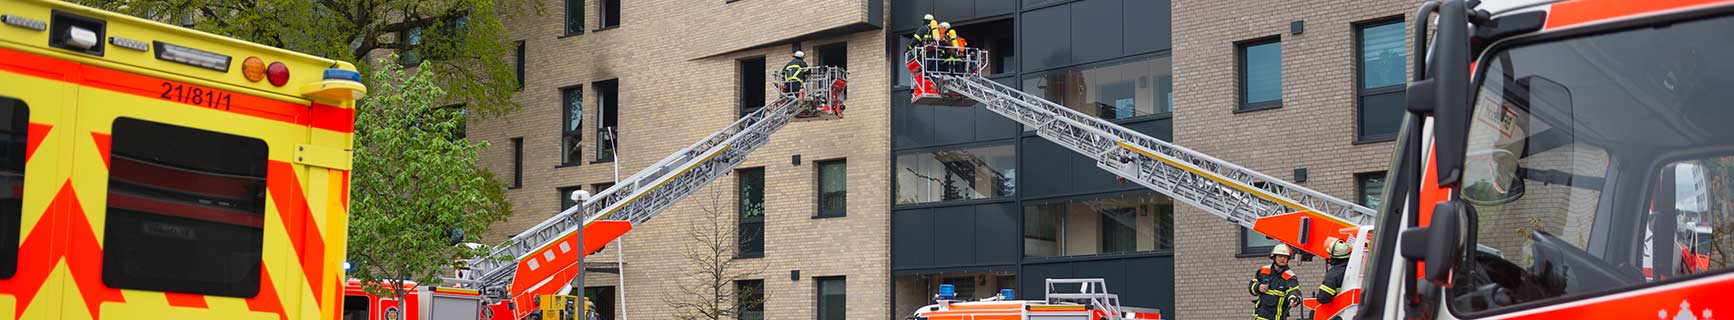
<box><xmin>1023</xmin><ymin>193</ymin><xmax>1173</xmax><ymax>258</ymax></box>
<box><xmin>1022</xmin><ymin>56</ymin><xmax>1173</xmax><ymax>120</ymax></box>
<box><xmin>895</xmin><ymin>144</ymin><xmax>1015</xmax><ymax>205</ymax></box>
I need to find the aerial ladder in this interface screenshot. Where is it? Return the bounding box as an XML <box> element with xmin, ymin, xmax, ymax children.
<box><xmin>904</xmin><ymin>46</ymin><xmax>1378</xmax><ymax>319</ymax></box>
<box><xmin>450</xmin><ymin>66</ymin><xmax>847</xmax><ymax>320</ymax></box>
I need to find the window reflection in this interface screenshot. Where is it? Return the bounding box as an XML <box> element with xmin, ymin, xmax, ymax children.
<box><xmin>1023</xmin><ymin>193</ymin><xmax>1173</xmax><ymax>258</ymax></box>
<box><xmin>1022</xmin><ymin>56</ymin><xmax>1173</xmax><ymax>121</ymax></box>
<box><xmin>895</xmin><ymin>145</ymin><xmax>1015</xmax><ymax>205</ymax></box>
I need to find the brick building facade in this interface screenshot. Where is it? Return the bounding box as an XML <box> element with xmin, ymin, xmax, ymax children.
<box><xmin>472</xmin><ymin>0</ymin><xmax>1422</xmax><ymax>319</ymax></box>
<box><xmin>471</xmin><ymin>0</ymin><xmax>892</xmax><ymax>319</ymax></box>
<box><xmin>1169</xmin><ymin>0</ymin><xmax>1418</xmax><ymax>318</ymax></box>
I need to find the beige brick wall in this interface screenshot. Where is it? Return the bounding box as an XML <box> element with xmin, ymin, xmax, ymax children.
<box><xmin>1169</xmin><ymin>0</ymin><xmax>1418</xmax><ymax>318</ymax></box>
<box><xmin>469</xmin><ymin>0</ymin><xmax>894</xmax><ymax>319</ymax></box>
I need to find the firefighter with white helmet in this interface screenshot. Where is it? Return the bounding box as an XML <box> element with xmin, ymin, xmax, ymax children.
<box><xmin>1249</xmin><ymin>243</ymin><xmax>1301</xmax><ymax>320</ymax></box>
<box><xmin>1313</xmin><ymin>238</ymin><xmax>1354</xmax><ymax>319</ymax></box>
<box><xmin>782</xmin><ymin>50</ymin><xmax>808</xmax><ymax>97</ymax></box>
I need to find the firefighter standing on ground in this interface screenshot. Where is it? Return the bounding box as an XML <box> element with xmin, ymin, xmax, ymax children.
<box><xmin>1249</xmin><ymin>244</ymin><xmax>1301</xmax><ymax>320</ymax></box>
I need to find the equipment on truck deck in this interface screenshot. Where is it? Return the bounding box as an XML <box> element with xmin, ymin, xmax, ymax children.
<box><xmin>910</xmin><ymin>279</ymin><xmax>1161</xmax><ymax>320</ymax></box>
<box><xmin>449</xmin><ymin>66</ymin><xmax>848</xmax><ymax>320</ymax></box>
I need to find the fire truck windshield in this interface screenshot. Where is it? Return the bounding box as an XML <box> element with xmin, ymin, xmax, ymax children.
<box><xmin>1449</xmin><ymin>12</ymin><xmax>1734</xmax><ymax>314</ymax></box>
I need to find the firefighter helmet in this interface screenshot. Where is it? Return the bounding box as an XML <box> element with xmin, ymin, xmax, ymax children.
<box><xmin>924</xmin><ymin>14</ymin><xmax>934</xmax><ymax>21</ymax></box>
<box><xmin>794</xmin><ymin>50</ymin><xmax>805</xmax><ymax>58</ymax></box>
<box><xmin>1270</xmin><ymin>244</ymin><xmax>1293</xmax><ymax>258</ymax></box>
<box><xmin>1328</xmin><ymin>238</ymin><xmax>1353</xmax><ymax>259</ymax></box>
<box><xmin>940</xmin><ymin>22</ymin><xmax>951</xmax><ymax>29</ymax></box>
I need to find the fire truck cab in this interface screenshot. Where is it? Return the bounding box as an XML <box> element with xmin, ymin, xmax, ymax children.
<box><xmin>1367</xmin><ymin>0</ymin><xmax>1734</xmax><ymax>318</ymax></box>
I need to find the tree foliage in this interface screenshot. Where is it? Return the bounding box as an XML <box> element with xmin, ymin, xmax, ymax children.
<box><xmin>73</xmin><ymin>0</ymin><xmax>535</xmax><ymax>115</ymax></box>
<box><xmin>663</xmin><ymin>187</ymin><xmax>765</xmax><ymax>320</ymax></box>
<box><xmin>345</xmin><ymin>56</ymin><xmax>513</xmax><ymax>299</ymax></box>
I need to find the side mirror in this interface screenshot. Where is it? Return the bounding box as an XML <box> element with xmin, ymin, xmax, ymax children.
<box><xmin>1400</xmin><ymin>201</ymin><xmax>1469</xmax><ymax>285</ymax></box>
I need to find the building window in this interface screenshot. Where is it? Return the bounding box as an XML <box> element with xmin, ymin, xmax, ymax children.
<box><xmin>1357</xmin><ymin>20</ymin><xmax>1407</xmax><ymax>141</ymax></box>
<box><xmin>1022</xmin><ymin>56</ymin><xmax>1173</xmax><ymax>120</ymax></box>
<box><xmin>815</xmin><ymin>42</ymin><xmax>847</xmax><ymax>69</ymax></box>
<box><xmin>1241</xmin><ymin>228</ymin><xmax>1283</xmax><ymax>256</ymax></box>
<box><xmin>514</xmin><ymin>41</ymin><xmax>526</xmax><ymax>90</ymax></box>
<box><xmin>736</xmin><ymin>280</ymin><xmax>764</xmax><ymax>320</ymax></box>
<box><xmin>952</xmin><ymin>19</ymin><xmax>1016</xmax><ymax>75</ymax></box>
<box><xmin>564</xmin><ymin>0</ymin><xmax>585</xmax><ymax>36</ymax></box>
<box><xmin>1238</xmin><ymin>37</ymin><xmax>1283</xmax><ymax>111</ymax></box>
<box><xmin>598</xmin><ymin>0</ymin><xmax>620</xmax><ymax>29</ymax></box>
<box><xmin>510</xmin><ymin>137</ymin><xmax>524</xmax><ymax>189</ymax></box>
<box><xmin>816</xmin><ymin>276</ymin><xmax>846</xmax><ymax>320</ymax></box>
<box><xmin>102</xmin><ymin>117</ymin><xmax>268</xmax><ymax>297</ymax></box>
<box><xmin>399</xmin><ymin>26</ymin><xmax>425</xmax><ymax>66</ymax></box>
<box><xmin>1357</xmin><ymin>172</ymin><xmax>1388</xmax><ymax>209</ymax></box>
<box><xmin>591</xmin><ymin>182</ymin><xmax>614</xmax><ymax>195</ymax></box>
<box><xmin>1023</xmin><ymin>193</ymin><xmax>1174</xmax><ymax>258</ymax></box>
<box><xmin>0</xmin><ymin>97</ymin><xmax>28</xmax><ymax>279</ymax></box>
<box><xmin>561</xmin><ymin>86</ymin><xmax>584</xmax><ymax>166</ymax></box>
<box><xmin>894</xmin><ymin>144</ymin><xmax>1016</xmax><ymax>205</ymax></box>
<box><xmin>595</xmin><ymin>79</ymin><xmax>618</xmax><ymax>163</ymax></box>
<box><xmin>816</xmin><ymin>159</ymin><xmax>846</xmax><ymax>218</ymax></box>
<box><xmin>559</xmin><ymin>185</ymin><xmax>584</xmax><ymax>211</ymax></box>
<box><xmin>737</xmin><ymin>168</ymin><xmax>765</xmax><ymax>258</ymax></box>
<box><xmin>583</xmin><ymin>286</ymin><xmax>616</xmax><ymax>320</ymax></box>
<box><xmin>738</xmin><ymin>56</ymin><xmax>766</xmax><ymax>117</ymax></box>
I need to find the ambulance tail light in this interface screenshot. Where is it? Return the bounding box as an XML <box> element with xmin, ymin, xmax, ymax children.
<box><xmin>266</xmin><ymin>62</ymin><xmax>289</xmax><ymax>86</ymax></box>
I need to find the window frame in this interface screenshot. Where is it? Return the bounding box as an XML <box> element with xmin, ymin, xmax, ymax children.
<box><xmin>593</xmin><ymin>79</ymin><xmax>619</xmax><ymax>163</ymax></box>
<box><xmin>559</xmin><ymin>85</ymin><xmax>584</xmax><ymax>166</ymax></box>
<box><xmin>514</xmin><ymin>41</ymin><xmax>527</xmax><ymax>90</ymax></box>
<box><xmin>815</xmin><ymin>276</ymin><xmax>847</xmax><ymax>320</ymax></box>
<box><xmin>510</xmin><ymin>137</ymin><xmax>524</xmax><ymax>189</ymax></box>
<box><xmin>583</xmin><ymin>286</ymin><xmax>616</xmax><ymax>320</ymax></box>
<box><xmin>1355</xmin><ymin>171</ymin><xmax>1388</xmax><ymax>209</ymax></box>
<box><xmin>736</xmin><ymin>167</ymin><xmax>765</xmax><ymax>258</ymax></box>
<box><xmin>1354</xmin><ymin>17</ymin><xmax>1407</xmax><ymax>142</ymax></box>
<box><xmin>1235</xmin><ymin>36</ymin><xmax>1284</xmax><ymax>112</ymax></box>
<box><xmin>738</xmin><ymin>56</ymin><xmax>766</xmax><ymax>118</ymax></box>
<box><xmin>735</xmin><ymin>279</ymin><xmax>765</xmax><ymax>320</ymax></box>
<box><xmin>563</xmin><ymin>0</ymin><xmax>585</xmax><ymax>36</ymax></box>
<box><xmin>596</xmin><ymin>0</ymin><xmax>620</xmax><ymax>30</ymax></box>
<box><xmin>558</xmin><ymin>185</ymin><xmax>584</xmax><ymax>211</ymax></box>
<box><xmin>814</xmin><ymin>159</ymin><xmax>846</xmax><ymax>218</ymax></box>
<box><xmin>1239</xmin><ymin>227</ymin><xmax>1283</xmax><ymax>257</ymax></box>
<box><xmin>814</xmin><ymin>42</ymin><xmax>848</xmax><ymax>70</ymax></box>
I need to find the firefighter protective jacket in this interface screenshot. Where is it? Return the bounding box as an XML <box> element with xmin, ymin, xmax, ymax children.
<box><xmin>783</xmin><ymin>57</ymin><xmax>808</xmax><ymax>83</ymax></box>
<box><xmin>1315</xmin><ymin>259</ymin><xmax>1349</xmax><ymax>304</ymax></box>
<box><xmin>1249</xmin><ymin>264</ymin><xmax>1301</xmax><ymax>320</ymax></box>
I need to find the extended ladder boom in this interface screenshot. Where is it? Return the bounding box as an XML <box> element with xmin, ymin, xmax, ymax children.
<box><xmin>905</xmin><ymin>48</ymin><xmax>1376</xmax><ymax>254</ymax></box>
<box><xmin>460</xmin><ymin>67</ymin><xmax>846</xmax><ymax>319</ymax></box>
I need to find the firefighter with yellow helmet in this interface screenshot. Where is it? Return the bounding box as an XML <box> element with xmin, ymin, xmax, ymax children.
<box><xmin>1249</xmin><ymin>244</ymin><xmax>1301</xmax><ymax>320</ymax></box>
<box><xmin>1312</xmin><ymin>238</ymin><xmax>1354</xmax><ymax>319</ymax></box>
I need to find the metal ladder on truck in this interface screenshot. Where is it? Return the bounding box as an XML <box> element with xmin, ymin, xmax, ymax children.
<box><xmin>905</xmin><ymin>46</ymin><xmax>1375</xmax><ymax>319</ymax></box>
<box><xmin>453</xmin><ymin>66</ymin><xmax>847</xmax><ymax>320</ymax></box>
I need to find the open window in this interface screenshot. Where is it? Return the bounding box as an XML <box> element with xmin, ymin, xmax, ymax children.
<box><xmin>594</xmin><ymin>79</ymin><xmax>618</xmax><ymax>163</ymax></box>
<box><xmin>950</xmin><ymin>19</ymin><xmax>1014</xmax><ymax>75</ymax></box>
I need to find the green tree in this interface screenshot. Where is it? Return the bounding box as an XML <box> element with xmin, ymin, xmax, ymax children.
<box><xmin>345</xmin><ymin>56</ymin><xmax>513</xmax><ymax>299</ymax></box>
<box><xmin>72</xmin><ymin>0</ymin><xmax>534</xmax><ymax>115</ymax></box>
